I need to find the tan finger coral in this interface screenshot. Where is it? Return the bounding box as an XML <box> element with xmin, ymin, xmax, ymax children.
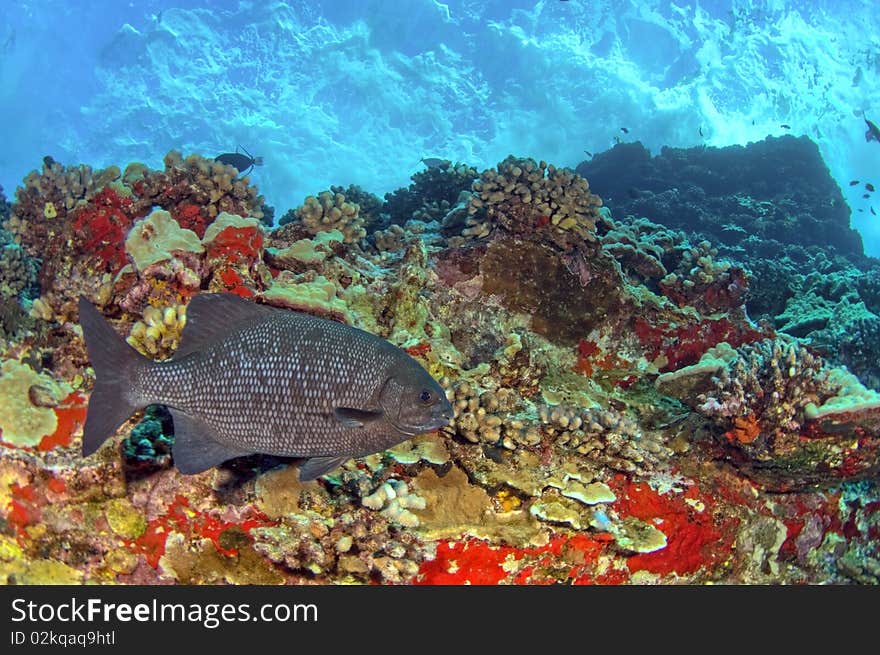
<box><xmin>292</xmin><ymin>191</ymin><xmax>365</xmax><ymax>244</ymax></box>
<box><xmin>464</xmin><ymin>156</ymin><xmax>604</xmax><ymax>249</ymax></box>
<box><xmin>126</xmin><ymin>303</ymin><xmax>187</xmax><ymax>359</ymax></box>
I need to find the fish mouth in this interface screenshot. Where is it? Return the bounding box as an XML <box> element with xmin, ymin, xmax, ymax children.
<box><xmin>395</xmin><ymin>405</ymin><xmax>454</xmax><ymax>436</ymax></box>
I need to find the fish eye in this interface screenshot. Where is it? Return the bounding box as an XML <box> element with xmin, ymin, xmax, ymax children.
<box><xmin>419</xmin><ymin>389</ymin><xmax>434</xmax><ymax>404</ymax></box>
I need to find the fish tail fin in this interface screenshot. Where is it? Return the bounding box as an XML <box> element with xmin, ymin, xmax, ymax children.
<box><xmin>78</xmin><ymin>296</ymin><xmax>151</xmax><ymax>456</ymax></box>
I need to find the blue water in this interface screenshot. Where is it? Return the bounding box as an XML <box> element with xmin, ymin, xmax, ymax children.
<box><xmin>1</xmin><ymin>0</ymin><xmax>879</xmax><ymax>254</ymax></box>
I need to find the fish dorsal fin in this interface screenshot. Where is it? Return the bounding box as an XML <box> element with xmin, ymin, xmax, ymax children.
<box><xmin>333</xmin><ymin>407</ymin><xmax>384</xmax><ymax>428</ymax></box>
<box><xmin>299</xmin><ymin>455</ymin><xmax>350</xmax><ymax>481</ymax></box>
<box><xmin>175</xmin><ymin>293</ymin><xmax>278</xmax><ymax>359</ymax></box>
<box><xmin>168</xmin><ymin>408</ymin><xmax>251</xmax><ymax>473</ymax></box>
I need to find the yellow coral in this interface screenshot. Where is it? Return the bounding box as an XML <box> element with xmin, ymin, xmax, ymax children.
<box><xmin>43</xmin><ymin>202</ymin><xmax>57</xmax><ymax>219</ymax></box>
<box><xmin>126</xmin><ymin>303</ymin><xmax>187</xmax><ymax>359</ymax></box>
<box><xmin>0</xmin><ymin>360</ymin><xmax>72</xmax><ymax>447</ymax></box>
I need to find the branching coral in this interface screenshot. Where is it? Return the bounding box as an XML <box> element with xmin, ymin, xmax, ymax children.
<box><xmin>695</xmin><ymin>339</ymin><xmax>828</xmax><ymax>442</ymax></box>
<box><xmin>463</xmin><ymin>156</ymin><xmax>604</xmax><ymax>249</ymax></box>
<box><xmin>600</xmin><ymin>216</ymin><xmax>748</xmax><ymax>313</ymax></box>
<box><xmin>439</xmin><ymin>376</ymin><xmax>670</xmax><ymax>475</ymax></box>
<box><xmin>383</xmin><ymin>162</ymin><xmax>478</xmax><ymax>228</ymax></box>
<box><xmin>0</xmin><ymin>243</ymin><xmax>39</xmax><ymax>300</ymax></box>
<box><xmin>124</xmin><ymin>151</ymin><xmax>265</xmax><ymax>235</ymax></box>
<box><xmin>126</xmin><ymin>303</ymin><xmax>187</xmax><ymax>360</ymax></box>
<box><xmin>289</xmin><ymin>191</ymin><xmax>365</xmax><ymax>244</ymax></box>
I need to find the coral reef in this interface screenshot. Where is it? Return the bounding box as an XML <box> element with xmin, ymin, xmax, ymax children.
<box><xmin>576</xmin><ymin>136</ymin><xmax>880</xmax><ymax>389</ymax></box>
<box><xmin>459</xmin><ymin>156</ymin><xmax>604</xmax><ymax>249</ymax></box>
<box><xmin>382</xmin><ymin>161</ymin><xmax>478</xmax><ymax>229</ymax></box>
<box><xmin>286</xmin><ymin>190</ymin><xmax>365</xmax><ymax>244</ymax></box>
<box><xmin>2</xmin><ymin>144</ymin><xmax>880</xmax><ymax>587</ymax></box>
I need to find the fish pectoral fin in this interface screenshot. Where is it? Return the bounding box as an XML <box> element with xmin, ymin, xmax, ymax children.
<box><xmin>333</xmin><ymin>407</ymin><xmax>383</xmax><ymax>428</ymax></box>
<box><xmin>169</xmin><ymin>409</ymin><xmax>250</xmax><ymax>474</ymax></box>
<box><xmin>298</xmin><ymin>456</ymin><xmax>350</xmax><ymax>482</ymax></box>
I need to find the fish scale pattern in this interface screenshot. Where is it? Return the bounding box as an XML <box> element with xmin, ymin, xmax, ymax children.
<box><xmin>140</xmin><ymin>309</ymin><xmax>402</xmax><ymax>457</ymax></box>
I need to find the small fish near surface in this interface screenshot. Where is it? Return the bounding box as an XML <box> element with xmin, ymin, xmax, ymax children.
<box><xmin>78</xmin><ymin>294</ymin><xmax>453</xmax><ymax>481</ymax></box>
<box><xmin>850</xmin><ymin>180</ymin><xmax>860</xmax><ymax>186</ymax></box>
<box><xmin>866</xmin><ymin>118</ymin><xmax>880</xmax><ymax>143</ymax></box>
<box><xmin>418</xmin><ymin>157</ymin><xmax>450</xmax><ymax>169</ymax></box>
<box><xmin>780</xmin><ymin>123</ymin><xmax>791</xmax><ymax>129</ymax></box>
<box><xmin>215</xmin><ymin>145</ymin><xmax>263</xmax><ymax>176</ymax></box>
<box><xmin>866</xmin><ymin>182</ymin><xmax>875</xmax><ymax>192</ymax></box>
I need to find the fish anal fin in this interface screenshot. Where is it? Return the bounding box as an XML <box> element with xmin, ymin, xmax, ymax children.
<box><xmin>333</xmin><ymin>407</ymin><xmax>383</xmax><ymax>428</ymax></box>
<box><xmin>298</xmin><ymin>456</ymin><xmax>350</xmax><ymax>481</ymax></box>
<box><xmin>169</xmin><ymin>408</ymin><xmax>250</xmax><ymax>474</ymax></box>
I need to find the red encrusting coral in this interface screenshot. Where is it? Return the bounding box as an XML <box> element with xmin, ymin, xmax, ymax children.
<box><xmin>634</xmin><ymin>315</ymin><xmax>766</xmax><ymax>371</ymax></box>
<box><xmin>218</xmin><ymin>267</ymin><xmax>255</xmax><ymax>298</ymax></box>
<box><xmin>206</xmin><ymin>225</ymin><xmax>263</xmax><ymax>264</ymax></box>
<box><xmin>6</xmin><ymin>483</ymin><xmax>42</xmax><ymax>534</ymax></box>
<box><xmin>130</xmin><ymin>495</ymin><xmax>276</xmax><ymax>569</ymax></box>
<box><xmin>173</xmin><ymin>203</ymin><xmax>209</xmax><ymax>238</ymax></box>
<box><xmin>70</xmin><ymin>187</ymin><xmax>139</xmax><ymax>274</ymax></box>
<box><xmin>610</xmin><ymin>475</ymin><xmax>739</xmax><ymax>576</ymax></box>
<box><xmin>37</xmin><ymin>391</ymin><xmax>88</xmax><ymax>452</ymax></box>
<box><xmin>416</xmin><ymin>534</ymin><xmax>615</xmax><ymax>585</ymax></box>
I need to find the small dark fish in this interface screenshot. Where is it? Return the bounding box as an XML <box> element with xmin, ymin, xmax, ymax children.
<box><xmin>620</xmin><ymin>127</ymin><xmax>629</xmax><ymax>134</ymax></box>
<box><xmin>78</xmin><ymin>294</ymin><xmax>453</xmax><ymax>481</ymax></box>
<box><xmin>699</xmin><ymin>126</ymin><xmax>703</xmax><ymax>137</ymax></box>
<box><xmin>780</xmin><ymin>124</ymin><xmax>791</xmax><ymax>129</ymax></box>
<box><xmin>215</xmin><ymin>145</ymin><xmax>263</xmax><ymax>176</ymax></box>
<box><xmin>863</xmin><ymin>193</ymin><xmax>871</xmax><ymax>198</ymax></box>
<box><xmin>866</xmin><ymin>183</ymin><xmax>875</xmax><ymax>192</ymax></box>
<box><xmin>872</xmin><ymin>207</ymin><xmax>877</xmax><ymax>215</ymax></box>
<box><xmin>613</xmin><ymin>136</ymin><xmax>622</xmax><ymax>144</ymax></box>
<box><xmin>584</xmin><ymin>150</ymin><xmax>593</xmax><ymax>158</ymax></box>
<box><xmin>858</xmin><ymin>208</ymin><xmax>864</xmax><ymax>212</ymax></box>
<box><xmin>419</xmin><ymin>157</ymin><xmax>449</xmax><ymax>169</ymax></box>
<box><xmin>850</xmin><ymin>180</ymin><xmax>860</xmax><ymax>186</ymax></box>
<box><xmin>865</xmin><ymin>118</ymin><xmax>880</xmax><ymax>143</ymax></box>
<box><xmin>752</xmin><ymin>119</ymin><xmax>756</xmax><ymax>125</ymax></box>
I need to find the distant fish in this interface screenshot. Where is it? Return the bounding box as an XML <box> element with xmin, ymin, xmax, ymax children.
<box><xmin>215</xmin><ymin>145</ymin><xmax>263</xmax><ymax>176</ymax></box>
<box><xmin>752</xmin><ymin>119</ymin><xmax>756</xmax><ymax>125</ymax></box>
<box><xmin>620</xmin><ymin>127</ymin><xmax>629</xmax><ymax>134</ymax></box>
<box><xmin>780</xmin><ymin>124</ymin><xmax>791</xmax><ymax>129</ymax></box>
<box><xmin>613</xmin><ymin>136</ymin><xmax>622</xmax><ymax>145</ymax></box>
<box><xmin>866</xmin><ymin>183</ymin><xmax>875</xmax><ymax>192</ymax></box>
<box><xmin>872</xmin><ymin>207</ymin><xmax>877</xmax><ymax>216</ymax></box>
<box><xmin>699</xmin><ymin>126</ymin><xmax>703</xmax><ymax>137</ymax></box>
<box><xmin>858</xmin><ymin>208</ymin><xmax>864</xmax><ymax>212</ymax></box>
<box><xmin>850</xmin><ymin>180</ymin><xmax>860</xmax><ymax>186</ymax></box>
<box><xmin>863</xmin><ymin>193</ymin><xmax>871</xmax><ymax>199</ymax></box>
<box><xmin>78</xmin><ymin>294</ymin><xmax>453</xmax><ymax>481</ymax></box>
<box><xmin>866</xmin><ymin>118</ymin><xmax>880</xmax><ymax>143</ymax></box>
<box><xmin>418</xmin><ymin>157</ymin><xmax>449</xmax><ymax>169</ymax></box>
<box><xmin>584</xmin><ymin>150</ymin><xmax>593</xmax><ymax>158</ymax></box>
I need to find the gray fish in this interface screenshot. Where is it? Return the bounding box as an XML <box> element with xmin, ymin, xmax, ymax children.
<box><xmin>419</xmin><ymin>157</ymin><xmax>449</xmax><ymax>169</ymax></box>
<box><xmin>78</xmin><ymin>294</ymin><xmax>453</xmax><ymax>481</ymax></box>
<box><xmin>866</xmin><ymin>118</ymin><xmax>880</xmax><ymax>143</ymax></box>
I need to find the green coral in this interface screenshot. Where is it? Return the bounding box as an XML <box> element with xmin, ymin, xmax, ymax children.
<box><xmin>122</xmin><ymin>405</ymin><xmax>174</xmax><ymax>464</ymax></box>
